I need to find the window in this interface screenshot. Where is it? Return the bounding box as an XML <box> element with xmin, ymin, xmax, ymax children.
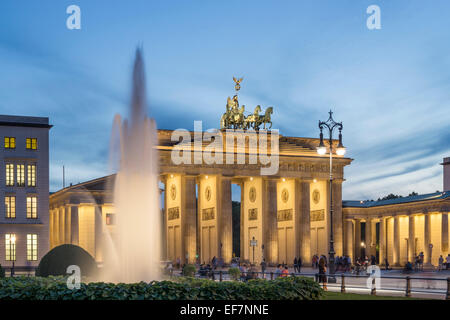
<box><xmin>17</xmin><ymin>164</ymin><xmax>25</xmax><ymax>187</ymax></box>
<box><xmin>26</xmin><ymin>138</ymin><xmax>37</xmax><ymax>150</ymax></box>
<box><xmin>106</xmin><ymin>213</ymin><xmax>115</xmax><ymax>225</ymax></box>
<box><xmin>5</xmin><ymin>196</ymin><xmax>16</xmax><ymax>219</ymax></box>
<box><xmin>27</xmin><ymin>164</ymin><xmax>36</xmax><ymax>187</ymax></box>
<box><xmin>6</xmin><ymin>164</ymin><xmax>14</xmax><ymax>186</ymax></box>
<box><xmin>27</xmin><ymin>196</ymin><xmax>37</xmax><ymax>219</ymax></box>
<box><xmin>4</xmin><ymin>137</ymin><xmax>15</xmax><ymax>149</ymax></box>
<box><xmin>5</xmin><ymin>234</ymin><xmax>16</xmax><ymax>261</ymax></box>
<box><xmin>27</xmin><ymin>234</ymin><xmax>38</xmax><ymax>261</ymax></box>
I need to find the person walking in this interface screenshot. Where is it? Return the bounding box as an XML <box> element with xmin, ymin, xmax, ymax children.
<box><xmin>275</xmin><ymin>264</ymin><xmax>283</xmax><ymax>278</ymax></box>
<box><xmin>297</xmin><ymin>256</ymin><xmax>302</xmax><ymax>274</ymax></box>
<box><xmin>260</xmin><ymin>259</ymin><xmax>267</xmax><ymax>276</ymax></box>
<box><xmin>438</xmin><ymin>255</ymin><xmax>444</xmax><ymax>271</ymax></box>
<box><xmin>293</xmin><ymin>257</ymin><xmax>298</xmax><ymax>273</ymax></box>
<box><xmin>281</xmin><ymin>266</ymin><xmax>289</xmax><ymax>278</ymax></box>
<box><xmin>318</xmin><ymin>257</ymin><xmax>327</xmax><ymax>291</ymax></box>
<box><xmin>419</xmin><ymin>252</ymin><xmax>424</xmax><ymax>271</ymax></box>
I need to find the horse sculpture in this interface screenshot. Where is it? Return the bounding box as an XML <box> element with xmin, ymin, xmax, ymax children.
<box><xmin>243</xmin><ymin>105</ymin><xmax>261</xmax><ymax>130</ymax></box>
<box><xmin>220</xmin><ymin>95</ymin><xmax>273</xmax><ymax>130</ymax></box>
<box><xmin>259</xmin><ymin>106</ymin><xmax>273</xmax><ymax>129</ymax></box>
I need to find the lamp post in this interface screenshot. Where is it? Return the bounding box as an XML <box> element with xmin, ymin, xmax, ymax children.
<box><xmin>317</xmin><ymin>110</ymin><xmax>346</xmax><ymax>282</ymax></box>
<box><xmin>10</xmin><ymin>234</ymin><xmax>16</xmax><ymax>277</ymax></box>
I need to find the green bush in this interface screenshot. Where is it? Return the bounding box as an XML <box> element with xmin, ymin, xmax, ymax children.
<box><xmin>0</xmin><ymin>276</ymin><xmax>323</xmax><ymax>300</ymax></box>
<box><xmin>35</xmin><ymin>244</ymin><xmax>98</xmax><ymax>277</ymax></box>
<box><xmin>228</xmin><ymin>267</ymin><xmax>240</xmax><ymax>280</ymax></box>
<box><xmin>0</xmin><ymin>265</ymin><xmax>5</xmax><ymax>278</ymax></box>
<box><xmin>182</xmin><ymin>264</ymin><xmax>196</xmax><ymax>277</ymax></box>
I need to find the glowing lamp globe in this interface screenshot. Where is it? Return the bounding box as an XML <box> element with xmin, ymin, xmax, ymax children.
<box><xmin>336</xmin><ymin>147</ymin><xmax>346</xmax><ymax>156</ymax></box>
<box><xmin>317</xmin><ymin>146</ymin><xmax>327</xmax><ymax>155</ymax></box>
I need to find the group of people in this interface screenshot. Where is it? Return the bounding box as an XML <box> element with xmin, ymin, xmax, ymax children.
<box><xmin>438</xmin><ymin>254</ymin><xmax>450</xmax><ymax>271</ymax></box>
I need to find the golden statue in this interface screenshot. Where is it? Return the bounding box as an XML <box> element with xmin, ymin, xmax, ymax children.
<box><xmin>220</xmin><ymin>77</ymin><xmax>273</xmax><ymax>130</ymax></box>
<box><xmin>233</xmin><ymin>76</ymin><xmax>243</xmax><ymax>92</ymax></box>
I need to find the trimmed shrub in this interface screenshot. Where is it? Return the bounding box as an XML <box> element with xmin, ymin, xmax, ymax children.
<box><xmin>228</xmin><ymin>267</ymin><xmax>240</xmax><ymax>280</ymax></box>
<box><xmin>0</xmin><ymin>265</ymin><xmax>5</xmax><ymax>278</ymax></box>
<box><xmin>182</xmin><ymin>264</ymin><xmax>196</xmax><ymax>277</ymax></box>
<box><xmin>0</xmin><ymin>276</ymin><xmax>323</xmax><ymax>300</ymax></box>
<box><xmin>35</xmin><ymin>244</ymin><xmax>98</xmax><ymax>277</ymax></box>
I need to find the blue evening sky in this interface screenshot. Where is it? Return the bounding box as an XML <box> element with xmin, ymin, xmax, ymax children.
<box><xmin>0</xmin><ymin>0</ymin><xmax>449</xmax><ymax>200</ymax></box>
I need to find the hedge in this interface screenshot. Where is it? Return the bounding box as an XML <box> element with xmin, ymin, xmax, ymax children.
<box><xmin>0</xmin><ymin>276</ymin><xmax>323</xmax><ymax>300</ymax></box>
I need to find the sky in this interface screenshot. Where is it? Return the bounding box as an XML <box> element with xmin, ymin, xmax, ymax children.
<box><xmin>0</xmin><ymin>0</ymin><xmax>449</xmax><ymax>200</ymax></box>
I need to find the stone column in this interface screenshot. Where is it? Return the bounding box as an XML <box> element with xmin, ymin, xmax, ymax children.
<box><xmin>262</xmin><ymin>178</ymin><xmax>278</xmax><ymax>265</ymax></box>
<box><xmin>332</xmin><ymin>180</ymin><xmax>343</xmax><ymax>256</ymax></box>
<box><xmin>408</xmin><ymin>215</ymin><xmax>415</xmax><ymax>263</ymax></box>
<box><xmin>181</xmin><ymin>176</ymin><xmax>197</xmax><ymax>264</ymax></box>
<box><xmin>65</xmin><ymin>205</ymin><xmax>71</xmax><ymax>244</ymax></box>
<box><xmin>295</xmin><ymin>179</ymin><xmax>311</xmax><ymax>264</ymax></box>
<box><xmin>219</xmin><ymin>176</ymin><xmax>233</xmax><ymax>263</ymax></box>
<box><xmin>379</xmin><ymin>217</ymin><xmax>386</xmax><ymax>265</ymax></box>
<box><xmin>345</xmin><ymin>220</ymin><xmax>354</xmax><ymax>260</ymax></box>
<box><xmin>442</xmin><ymin>212</ymin><xmax>449</xmax><ymax>254</ymax></box>
<box><xmin>94</xmin><ymin>205</ymin><xmax>103</xmax><ymax>261</ymax></box>
<box><xmin>393</xmin><ymin>216</ymin><xmax>400</xmax><ymax>266</ymax></box>
<box><xmin>161</xmin><ymin>178</ymin><xmax>167</xmax><ymax>260</ymax></box>
<box><xmin>239</xmin><ymin>181</ymin><xmax>245</xmax><ymax>260</ymax></box>
<box><xmin>70</xmin><ymin>206</ymin><xmax>79</xmax><ymax>245</ymax></box>
<box><xmin>424</xmin><ymin>212</ymin><xmax>432</xmax><ymax>265</ymax></box>
<box><xmin>54</xmin><ymin>209</ymin><xmax>60</xmax><ymax>246</ymax></box>
<box><xmin>354</xmin><ymin>219</ymin><xmax>361</xmax><ymax>260</ymax></box>
<box><xmin>59</xmin><ymin>207</ymin><xmax>65</xmax><ymax>245</ymax></box>
<box><xmin>366</xmin><ymin>218</ymin><xmax>373</xmax><ymax>258</ymax></box>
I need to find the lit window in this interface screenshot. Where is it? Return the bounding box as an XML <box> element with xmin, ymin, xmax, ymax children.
<box><xmin>26</xmin><ymin>138</ymin><xmax>37</xmax><ymax>150</ymax></box>
<box><xmin>5</xmin><ymin>196</ymin><xmax>16</xmax><ymax>219</ymax></box>
<box><xmin>4</xmin><ymin>137</ymin><xmax>16</xmax><ymax>149</ymax></box>
<box><xmin>17</xmin><ymin>164</ymin><xmax>25</xmax><ymax>187</ymax></box>
<box><xmin>5</xmin><ymin>234</ymin><xmax>16</xmax><ymax>261</ymax></box>
<box><xmin>106</xmin><ymin>213</ymin><xmax>115</xmax><ymax>225</ymax></box>
<box><xmin>27</xmin><ymin>196</ymin><xmax>37</xmax><ymax>219</ymax></box>
<box><xmin>27</xmin><ymin>234</ymin><xmax>38</xmax><ymax>261</ymax></box>
<box><xmin>6</xmin><ymin>164</ymin><xmax>14</xmax><ymax>186</ymax></box>
<box><xmin>27</xmin><ymin>164</ymin><xmax>36</xmax><ymax>187</ymax></box>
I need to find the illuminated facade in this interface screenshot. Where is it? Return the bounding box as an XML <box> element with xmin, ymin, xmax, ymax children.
<box><xmin>49</xmin><ymin>129</ymin><xmax>351</xmax><ymax>265</ymax></box>
<box><xmin>343</xmin><ymin>158</ymin><xmax>450</xmax><ymax>266</ymax></box>
<box><xmin>0</xmin><ymin>115</ymin><xmax>51</xmax><ymax>268</ymax></box>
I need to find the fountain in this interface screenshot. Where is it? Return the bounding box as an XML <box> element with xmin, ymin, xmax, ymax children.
<box><xmin>102</xmin><ymin>48</ymin><xmax>161</xmax><ymax>283</ymax></box>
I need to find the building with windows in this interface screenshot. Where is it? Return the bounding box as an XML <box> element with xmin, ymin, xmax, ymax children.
<box><xmin>0</xmin><ymin>115</ymin><xmax>51</xmax><ymax>269</ymax></box>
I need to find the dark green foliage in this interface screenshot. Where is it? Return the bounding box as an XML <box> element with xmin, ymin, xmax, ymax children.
<box><xmin>0</xmin><ymin>276</ymin><xmax>323</xmax><ymax>300</ymax></box>
<box><xmin>181</xmin><ymin>264</ymin><xmax>196</xmax><ymax>277</ymax></box>
<box><xmin>228</xmin><ymin>267</ymin><xmax>241</xmax><ymax>280</ymax></box>
<box><xmin>35</xmin><ymin>244</ymin><xmax>98</xmax><ymax>277</ymax></box>
<box><xmin>0</xmin><ymin>265</ymin><xmax>5</xmax><ymax>278</ymax></box>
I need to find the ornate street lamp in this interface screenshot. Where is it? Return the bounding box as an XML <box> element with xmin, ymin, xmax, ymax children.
<box><xmin>317</xmin><ymin>110</ymin><xmax>346</xmax><ymax>282</ymax></box>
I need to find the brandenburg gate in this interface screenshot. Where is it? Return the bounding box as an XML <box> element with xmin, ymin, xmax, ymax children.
<box><xmin>160</xmin><ymin>79</ymin><xmax>352</xmax><ymax>265</ymax></box>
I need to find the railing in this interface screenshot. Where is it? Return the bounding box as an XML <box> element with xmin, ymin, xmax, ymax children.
<box><xmin>167</xmin><ymin>269</ymin><xmax>450</xmax><ymax>300</ymax></box>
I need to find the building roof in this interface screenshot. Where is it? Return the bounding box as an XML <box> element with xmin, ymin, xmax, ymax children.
<box><xmin>343</xmin><ymin>191</ymin><xmax>450</xmax><ymax>208</ymax></box>
<box><xmin>0</xmin><ymin>114</ymin><xmax>52</xmax><ymax>128</ymax></box>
